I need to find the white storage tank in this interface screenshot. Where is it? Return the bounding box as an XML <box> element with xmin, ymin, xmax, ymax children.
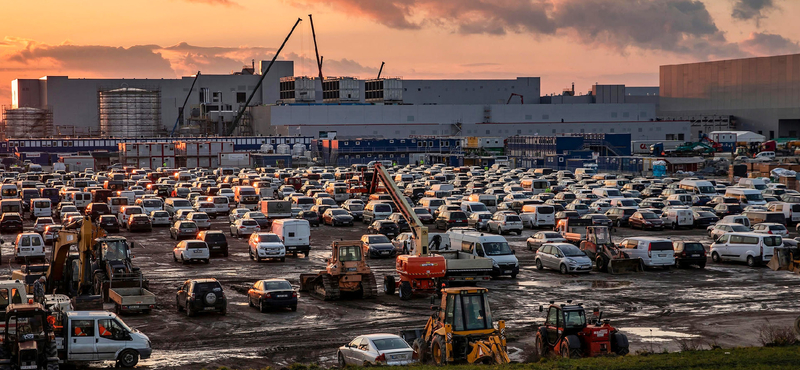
<box><xmin>98</xmin><ymin>87</ymin><xmax>161</xmax><ymax>138</ymax></box>
<box><xmin>276</xmin><ymin>144</ymin><xmax>291</xmax><ymax>155</ymax></box>
<box><xmin>292</xmin><ymin>144</ymin><xmax>305</xmax><ymax>156</ymax></box>
<box><xmin>261</xmin><ymin>144</ymin><xmax>274</xmax><ymax>153</ymax></box>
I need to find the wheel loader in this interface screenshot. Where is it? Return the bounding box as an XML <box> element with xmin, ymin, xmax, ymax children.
<box><xmin>299</xmin><ymin>241</ymin><xmax>377</xmax><ymax>300</ymax></box>
<box><xmin>535</xmin><ymin>301</ymin><xmax>629</xmax><ymax>359</ymax></box>
<box><xmin>579</xmin><ymin>226</ymin><xmax>642</xmax><ymax>274</ymax></box>
<box><xmin>767</xmin><ymin>244</ymin><xmax>800</xmax><ymax>274</ymax></box>
<box><xmin>400</xmin><ymin>287</ymin><xmax>510</xmax><ymax>365</ymax></box>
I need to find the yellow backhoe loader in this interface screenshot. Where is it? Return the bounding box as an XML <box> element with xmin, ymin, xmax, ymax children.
<box><xmin>299</xmin><ymin>241</ymin><xmax>377</xmax><ymax>300</ymax></box>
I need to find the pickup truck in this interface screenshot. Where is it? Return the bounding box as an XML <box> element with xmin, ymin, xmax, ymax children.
<box><xmin>433</xmin><ymin>250</ymin><xmax>494</xmax><ymax>287</ymax></box>
<box><xmin>556</xmin><ymin>218</ymin><xmax>593</xmax><ymax>245</ymax></box>
<box><xmin>108</xmin><ymin>287</ymin><xmax>156</xmax><ymax>315</ymax></box>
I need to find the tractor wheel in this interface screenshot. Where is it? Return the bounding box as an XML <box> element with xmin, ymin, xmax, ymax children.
<box><xmin>384</xmin><ymin>276</ymin><xmax>396</xmax><ymax>295</ymax></box>
<box><xmin>596</xmin><ymin>256</ymin><xmax>609</xmax><ymax>273</ymax></box>
<box><xmin>559</xmin><ymin>343</ymin><xmax>571</xmax><ymax>359</ymax></box>
<box><xmin>793</xmin><ymin>316</ymin><xmax>800</xmax><ymax>336</ymax></box>
<box><xmin>535</xmin><ymin>332</ymin><xmax>548</xmax><ymax>356</ymax></box>
<box><xmin>412</xmin><ymin>338</ymin><xmax>428</xmax><ymax>362</ymax></box>
<box><xmin>399</xmin><ymin>281</ymin><xmax>412</xmax><ymax>301</ymax></box>
<box><xmin>431</xmin><ymin>335</ymin><xmax>447</xmax><ymax>365</ymax></box>
<box><xmin>46</xmin><ymin>340</ymin><xmax>59</xmax><ymax>370</ymax></box>
<box><xmin>570</xmin><ymin>348</ymin><xmax>582</xmax><ymax>359</ymax></box>
<box><xmin>117</xmin><ymin>349</ymin><xmax>139</xmax><ymax>368</ymax></box>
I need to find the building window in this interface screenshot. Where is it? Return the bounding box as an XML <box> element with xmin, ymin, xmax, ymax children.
<box><xmin>418</xmin><ymin>141</ymin><xmax>424</xmax><ymax>147</ymax></box>
<box><xmin>212</xmin><ymin>91</ymin><xmax>222</xmax><ymax>103</ymax></box>
<box><xmin>678</xmin><ymin>133</ymin><xmax>685</xmax><ymax>140</ymax></box>
<box><xmin>407</xmin><ymin>116</ymin><xmax>415</xmax><ymax>122</ymax></box>
<box><xmin>641</xmin><ymin>112</ymin><xmax>647</xmax><ymax>118</ymax></box>
<box><xmin>638</xmin><ymin>128</ymin><xmax>643</xmax><ymax>132</ymax></box>
<box><xmin>517</xmin><ymin>130</ymin><xmax>522</xmax><ymax>134</ymax></box>
<box><xmin>400</xmin><ymin>140</ymin><xmax>406</xmax><ymax>143</ymax></box>
<box><xmin>552</xmin><ymin>129</ymin><xmax>556</xmax><ymax>133</ymax></box>
<box><xmin>611</xmin><ymin>112</ymin><xmax>618</xmax><ymax>118</ymax></box>
<box><xmin>666</xmin><ymin>134</ymin><xmax>675</xmax><ymax>140</ymax></box>
<box><xmin>542</xmin><ymin>114</ymin><xmax>550</xmax><ymax>119</ymax></box>
<box><xmin>236</xmin><ymin>92</ymin><xmax>246</xmax><ymax>103</ymax></box>
<box><xmin>610</xmin><ymin>128</ymin><xmax>615</xmax><ymax>133</ymax></box>
<box><xmin>486</xmin><ymin>130</ymin><xmax>490</xmax><ymax>135</ymax></box>
<box><xmin>580</xmin><ymin>129</ymin><xmax>585</xmax><ymax>133</ymax></box>
<box><xmin>525</xmin><ymin>115</ymin><xmax>532</xmax><ymax>120</ymax></box>
<box><xmin>622</xmin><ymin>112</ymin><xmax>630</xmax><ymax>118</ymax></box>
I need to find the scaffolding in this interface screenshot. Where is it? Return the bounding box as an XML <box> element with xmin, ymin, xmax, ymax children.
<box><xmin>1</xmin><ymin>106</ymin><xmax>53</xmax><ymax>139</ymax></box>
<box><xmin>98</xmin><ymin>87</ymin><xmax>161</xmax><ymax>138</ymax></box>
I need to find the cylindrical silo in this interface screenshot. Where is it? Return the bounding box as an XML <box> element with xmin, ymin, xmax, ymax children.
<box><xmin>276</xmin><ymin>144</ymin><xmax>291</xmax><ymax>154</ymax></box>
<box><xmin>292</xmin><ymin>143</ymin><xmax>305</xmax><ymax>156</ymax></box>
<box><xmin>260</xmin><ymin>144</ymin><xmax>274</xmax><ymax>153</ymax></box>
<box><xmin>1</xmin><ymin>106</ymin><xmax>53</xmax><ymax>138</ymax></box>
<box><xmin>98</xmin><ymin>87</ymin><xmax>161</xmax><ymax>137</ymax></box>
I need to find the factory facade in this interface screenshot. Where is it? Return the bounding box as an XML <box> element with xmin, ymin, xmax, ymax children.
<box><xmin>660</xmin><ymin>53</ymin><xmax>800</xmax><ymax>139</ymax></box>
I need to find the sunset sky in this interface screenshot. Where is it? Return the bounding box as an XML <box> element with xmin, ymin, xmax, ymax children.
<box><xmin>2</xmin><ymin>0</ymin><xmax>799</xmax><ymax>107</ymax></box>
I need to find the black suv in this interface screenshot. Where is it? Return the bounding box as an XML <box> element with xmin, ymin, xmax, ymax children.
<box><xmin>97</xmin><ymin>215</ymin><xmax>121</xmax><ymax>233</ymax></box>
<box><xmin>0</xmin><ymin>213</ymin><xmax>23</xmax><ymax>234</ymax></box>
<box><xmin>367</xmin><ymin>220</ymin><xmax>400</xmax><ymax>238</ymax></box>
<box><xmin>673</xmin><ymin>241</ymin><xmax>707</xmax><ymax>269</ymax></box>
<box><xmin>85</xmin><ymin>202</ymin><xmax>111</xmax><ymax>221</ymax></box>
<box><xmin>176</xmin><ymin>278</ymin><xmax>227</xmax><ymax>316</ymax></box>
<box><xmin>198</xmin><ymin>230</ymin><xmax>229</xmax><ymax>257</ymax></box>
<box><xmin>296</xmin><ymin>210</ymin><xmax>320</xmax><ymax>227</ymax></box>
<box><xmin>605</xmin><ymin>207</ymin><xmax>638</xmax><ymax>227</ymax></box>
<box><xmin>435</xmin><ymin>211</ymin><xmax>469</xmax><ymax>230</ymax></box>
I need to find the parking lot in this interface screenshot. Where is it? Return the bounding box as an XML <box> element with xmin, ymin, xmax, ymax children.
<box><xmin>4</xmin><ymin>216</ymin><xmax>798</xmax><ymax>369</ymax></box>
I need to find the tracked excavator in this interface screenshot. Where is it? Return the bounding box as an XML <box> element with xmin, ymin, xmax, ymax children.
<box><xmin>579</xmin><ymin>226</ymin><xmax>642</xmax><ymax>274</ymax></box>
<box><xmin>46</xmin><ymin>216</ymin><xmax>145</xmax><ymax>307</ymax></box>
<box><xmin>299</xmin><ymin>241</ymin><xmax>377</xmax><ymax>300</ymax></box>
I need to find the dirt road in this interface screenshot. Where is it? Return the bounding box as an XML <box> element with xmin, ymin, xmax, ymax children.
<box><xmin>4</xmin><ymin>219</ymin><xmax>799</xmax><ymax>369</ymax></box>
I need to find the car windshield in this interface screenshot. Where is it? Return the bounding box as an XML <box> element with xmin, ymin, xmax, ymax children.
<box><xmin>745</xmin><ymin>193</ymin><xmax>764</xmax><ymax>201</ymax></box>
<box><xmin>248</xmin><ymin>213</ymin><xmax>266</xmax><ymax>219</ymax></box>
<box><xmin>191</xmin><ymin>213</ymin><xmax>208</xmax><ymax>220</ymax></box>
<box><xmin>258</xmin><ymin>234</ymin><xmax>282</xmax><ymax>243</ymax></box>
<box><xmin>143</xmin><ymin>200</ymin><xmax>161</xmax><ymax>207</ymax></box>
<box><xmin>180</xmin><ymin>222</ymin><xmax>197</xmax><ymax>229</ymax></box>
<box><xmin>153</xmin><ymin>211</ymin><xmax>168</xmax><ymax>217</ymax></box>
<box><xmin>368</xmin><ymin>235</ymin><xmax>391</xmax><ymax>243</ymax></box>
<box><xmin>172</xmin><ymin>200</ymin><xmax>191</xmax><ymax>207</ymax></box>
<box><xmin>560</xmin><ymin>245</ymin><xmax>586</xmax><ymax>257</ymax></box>
<box><xmin>102</xmin><ymin>240</ymin><xmax>129</xmax><ymax>261</ymax></box>
<box><xmin>483</xmin><ymin>242</ymin><xmax>512</xmax><ymax>255</ymax></box>
<box><xmin>263</xmin><ymin>281</ymin><xmax>293</xmax><ymax>291</ymax></box>
<box><xmin>372</xmin><ymin>338</ymin><xmax>410</xmax><ymax>351</ymax></box>
<box><xmin>697</xmin><ymin>212</ymin><xmax>716</xmax><ymax>217</ymax></box>
<box><xmin>414</xmin><ymin>208</ymin><xmax>429</xmax><ymax>215</ymax></box>
<box><xmin>186</xmin><ymin>242</ymin><xmax>208</xmax><ymax>249</ymax></box>
<box><xmin>564</xmin><ymin>309</ymin><xmax>586</xmax><ymax>328</ymax></box>
<box><xmin>339</xmin><ymin>246</ymin><xmax>362</xmax><ymax>261</ymax></box>
<box><xmin>641</xmin><ymin>213</ymin><xmax>658</xmax><ymax>219</ymax></box>
<box><xmin>650</xmin><ymin>241</ymin><xmax>674</xmax><ymax>251</ymax></box>
<box><xmin>543</xmin><ymin>232</ymin><xmax>562</xmax><ymax>239</ymax></box>
<box><xmin>331</xmin><ymin>210</ymin><xmax>348</xmax><ymax>216</ymax></box>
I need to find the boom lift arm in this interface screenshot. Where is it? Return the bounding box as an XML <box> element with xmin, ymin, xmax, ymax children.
<box><xmin>170</xmin><ymin>71</ymin><xmax>201</xmax><ymax>137</ymax></box>
<box><xmin>370</xmin><ymin>163</ymin><xmax>428</xmax><ymax>254</ymax></box>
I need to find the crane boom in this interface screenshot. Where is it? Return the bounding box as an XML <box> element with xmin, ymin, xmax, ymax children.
<box><xmin>228</xmin><ymin>18</ymin><xmax>302</xmax><ymax>136</ymax></box>
<box><xmin>171</xmin><ymin>71</ymin><xmax>201</xmax><ymax>137</ymax></box>
<box><xmin>371</xmin><ymin>163</ymin><xmax>428</xmax><ymax>255</ymax></box>
<box><xmin>309</xmin><ymin>14</ymin><xmax>324</xmax><ymax>81</ymax></box>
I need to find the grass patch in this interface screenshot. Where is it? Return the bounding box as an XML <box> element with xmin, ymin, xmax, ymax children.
<box><xmin>225</xmin><ymin>346</ymin><xmax>800</xmax><ymax>370</ymax></box>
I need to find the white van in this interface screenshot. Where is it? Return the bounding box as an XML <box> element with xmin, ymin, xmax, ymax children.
<box><xmin>447</xmin><ymin>229</ymin><xmax>519</xmax><ymax>278</ymax></box>
<box><xmin>117</xmin><ymin>191</ymin><xmax>136</xmax><ymax>205</ymax></box>
<box><xmin>138</xmin><ymin>198</ymin><xmax>163</xmax><ymax>214</ymax></box>
<box><xmin>208</xmin><ymin>196</ymin><xmax>231</xmax><ymax>215</ymax></box>
<box><xmin>292</xmin><ymin>196</ymin><xmax>315</xmax><ymax>212</ymax></box>
<box><xmin>0</xmin><ymin>184</ymin><xmax>18</xmax><ymax>199</ymax></box>
<box><xmin>737</xmin><ymin>178</ymin><xmax>768</xmax><ymax>191</ymax></box>
<box><xmin>666</xmin><ymin>194</ymin><xmax>693</xmax><ymax>206</ymax></box>
<box><xmin>419</xmin><ymin>197</ymin><xmax>446</xmax><ymax>214</ymax></box>
<box><xmin>520</xmin><ymin>204</ymin><xmax>555</xmax><ymax>228</ymax></box>
<box><xmin>271</xmin><ymin>219</ymin><xmax>311</xmax><ymax>257</ymax></box>
<box><xmin>592</xmin><ymin>187</ymin><xmax>624</xmax><ymax>199</ymax></box>
<box><xmin>618</xmin><ymin>237</ymin><xmax>675</xmax><ymax>268</ymax></box>
<box><xmin>108</xmin><ymin>197</ymin><xmax>129</xmax><ymax>214</ymax></box>
<box><xmin>710</xmin><ymin>232</ymin><xmax>778</xmax><ymax>267</ymax></box>
<box><xmin>460</xmin><ymin>201</ymin><xmax>489</xmax><ymax>215</ymax></box>
<box><xmin>720</xmin><ymin>215</ymin><xmax>751</xmax><ymax>229</ymax></box>
<box><xmin>363</xmin><ymin>201</ymin><xmax>393</xmax><ymax>223</ymax></box>
<box><xmin>520</xmin><ymin>178</ymin><xmax>549</xmax><ymax>195</ymax></box>
<box><xmin>725</xmin><ymin>187</ymin><xmax>766</xmax><ymax>205</ymax></box>
<box><xmin>753</xmin><ymin>151</ymin><xmax>776</xmax><ymax>162</ymax></box>
<box><xmin>767</xmin><ymin>202</ymin><xmax>800</xmax><ymax>224</ymax></box>
<box><xmin>467</xmin><ymin>194</ymin><xmax>498</xmax><ymax>213</ymax></box>
<box><xmin>661</xmin><ymin>208</ymin><xmax>694</xmax><ymax>229</ymax></box>
<box><xmin>30</xmin><ymin>198</ymin><xmax>52</xmax><ymax>219</ymax></box>
<box><xmin>13</xmin><ymin>232</ymin><xmax>46</xmax><ymax>262</ymax></box>
<box><xmin>164</xmin><ymin>197</ymin><xmax>194</xmax><ymax>216</ymax></box>
<box><xmin>66</xmin><ymin>191</ymin><xmax>92</xmax><ymax>210</ymax></box>
<box><xmin>609</xmin><ymin>198</ymin><xmax>639</xmax><ymax>209</ymax></box>
<box><xmin>678</xmin><ymin>179</ymin><xmax>717</xmax><ymax>195</ymax></box>
<box><xmin>604</xmin><ymin>179</ymin><xmax>629</xmax><ymax>188</ymax></box>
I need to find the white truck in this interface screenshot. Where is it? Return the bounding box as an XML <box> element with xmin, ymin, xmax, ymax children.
<box><xmin>447</xmin><ymin>229</ymin><xmax>520</xmax><ymax>278</ymax></box>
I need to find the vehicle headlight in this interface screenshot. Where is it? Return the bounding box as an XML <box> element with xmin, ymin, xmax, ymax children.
<box><xmin>568</xmin><ymin>259</ymin><xmax>578</xmax><ymax>266</ymax></box>
<box><xmin>492</xmin><ymin>260</ymin><xmax>499</xmax><ymax>268</ymax></box>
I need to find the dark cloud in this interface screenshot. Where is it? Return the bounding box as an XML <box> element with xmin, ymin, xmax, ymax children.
<box><xmin>7</xmin><ymin>43</ymin><xmax>175</xmax><ymax>77</ymax></box>
<box><xmin>294</xmin><ymin>0</ymin><xmax>749</xmax><ymax>58</ymax></box>
<box><xmin>731</xmin><ymin>0</ymin><xmax>776</xmax><ymax>24</ymax></box>
<box><xmin>739</xmin><ymin>32</ymin><xmax>800</xmax><ymax>55</ymax></box>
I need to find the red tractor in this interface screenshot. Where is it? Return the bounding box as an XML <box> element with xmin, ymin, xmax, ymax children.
<box><xmin>535</xmin><ymin>301</ymin><xmax>629</xmax><ymax>359</ymax></box>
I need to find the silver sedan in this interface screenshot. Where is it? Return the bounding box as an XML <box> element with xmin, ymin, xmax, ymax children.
<box><xmin>338</xmin><ymin>334</ymin><xmax>416</xmax><ymax>367</ymax></box>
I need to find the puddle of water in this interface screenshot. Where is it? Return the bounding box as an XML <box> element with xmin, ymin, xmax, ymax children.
<box><xmin>620</xmin><ymin>327</ymin><xmax>699</xmax><ymax>343</ymax></box>
<box><xmin>518</xmin><ymin>280</ymin><xmax>632</xmax><ymax>289</ymax></box>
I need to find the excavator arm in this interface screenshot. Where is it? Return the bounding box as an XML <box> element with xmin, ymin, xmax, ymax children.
<box><xmin>47</xmin><ymin>216</ymin><xmax>105</xmax><ymax>293</ymax></box>
<box><xmin>371</xmin><ymin>163</ymin><xmax>428</xmax><ymax>255</ymax></box>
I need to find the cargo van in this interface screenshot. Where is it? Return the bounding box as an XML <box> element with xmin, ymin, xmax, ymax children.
<box><xmin>66</xmin><ymin>191</ymin><xmax>92</xmax><ymax>210</ymax></box>
<box><xmin>711</xmin><ymin>232</ymin><xmax>778</xmax><ymax>266</ymax></box>
<box><xmin>419</xmin><ymin>197</ymin><xmax>447</xmax><ymax>214</ymax></box>
<box><xmin>460</xmin><ymin>201</ymin><xmax>489</xmax><ymax>215</ymax></box>
<box><xmin>617</xmin><ymin>237</ymin><xmax>675</xmax><ymax>268</ymax></box>
<box><xmin>737</xmin><ymin>178</ymin><xmax>768</xmax><ymax>191</ymax></box>
<box><xmin>363</xmin><ymin>201</ymin><xmax>393</xmax><ymax>223</ymax></box>
<box><xmin>447</xmin><ymin>229</ymin><xmax>519</xmax><ymax>278</ymax></box>
<box><xmin>467</xmin><ymin>194</ymin><xmax>498</xmax><ymax>213</ymax></box>
<box><xmin>0</xmin><ymin>184</ymin><xmax>17</xmax><ymax>199</ymax></box>
<box><xmin>0</xmin><ymin>199</ymin><xmax>22</xmax><ymax>216</ymax></box>
<box><xmin>767</xmin><ymin>202</ymin><xmax>800</xmax><ymax>225</ymax></box>
<box><xmin>164</xmin><ymin>197</ymin><xmax>193</xmax><ymax>216</ymax></box>
<box><xmin>592</xmin><ymin>187</ymin><xmax>624</xmax><ymax>199</ymax></box>
<box><xmin>520</xmin><ymin>178</ymin><xmax>549</xmax><ymax>195</ymax></box>
<box><xmin>725</xmin><ymin>188</ymin><xmax>766</xmax><ymax>205</ymax></box>
<box><xmin>116</xmin><ymin>190</ymin><xmax>136</xmax><ymax>205</ymax></box>
<box><xmin>271</xmin><ymin>219</ymin><xmax>311</xmax><ymax>257</ymax></box>
<box><xmin>661</xmin><ymin>208</ymin><xmax>694</xmax><ymax>229</ymax></box>
<box><xmin>30</xmin><ymin>198</ymin><xmax>52</xmax><ymax>219</ymax></box>
<box><xmin>107</xmin><ymin>197</ymin><xmax>129</xmax><ymax>214</ymax></box>
<box><xmin>679</xmin><ymin>179</ymin><xmax>716</xmax><ymax>195</ymax></box>
<box><xmin>13</xmin><ymin>232</ymin><xmax>46</xmax><ymax>262</ymax></box>
<box><xmin>520</xmin><ymin>204</ymin><xmax>555</xmax><ymax>228</ymax></box>
<box><xmin>666</xmin><ymin>194</ymin><xmax>693</xmax><ymax>205</ymax></box>
<box><xmin>292</xmin><ymin>196</ymin><xmax>315</xmax><ymax>212</ymax></box>
<box><xmin>743</xmin><ymin>211</ymin><xmax>786</xmax><ymax>226</ymax></box>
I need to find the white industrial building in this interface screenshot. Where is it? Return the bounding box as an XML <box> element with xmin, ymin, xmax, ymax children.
<box><xmin>7</xmin><ymin>59</ymin><xmax>692</xmax><ymax>141</ymax></box>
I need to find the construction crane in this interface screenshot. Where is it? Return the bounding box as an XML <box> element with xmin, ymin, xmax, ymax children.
<box><xmin>377</xmin><ymin>61</ymin><xmax>385</xmax><ymax>79</ymax></box>
<box><xmin>507</xmin><ymin>93</ymin><xmax>523</xmax><ymax>104</ymax></box>
<box><xmin>227</xmin><ymin>18</ymin><xmax>302</xmax><ymax>136</ymax></box>
<box><xmin>171</xmin><ymin>71</ymin><xmax>200</xmax><ymax>137</ymax></box>
<box><xmin>309</xmin><ymin>14</ymin><xmax>324</xmax><ymax>81</ymax></box>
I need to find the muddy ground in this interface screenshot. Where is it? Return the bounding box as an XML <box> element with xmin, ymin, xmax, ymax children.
<box><xmin>2</xmin><ymin>218</ymin><xmax>799</xmax><ymax>369</ymax></box>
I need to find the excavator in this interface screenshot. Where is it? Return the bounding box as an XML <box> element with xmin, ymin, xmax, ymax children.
<box><xmin>579</xmin><ymin>226</ymin><xmax>642</xmax><ymax>274</ymax></box>
<box><xmin>369</xmin><ymin>163</ymin><xmax>448</xmax><ymax>300</ymax></box>
<box><xmin>401</xmin><ymin>287</ymin><xmax>510</xmax><ymax>364</ymax></box>
<box><xmin>46</xmin><ymin>216</ymin><xmax>145</xmax><ymax>307</ymax></box>
<box><xmin>299</xmin><ymin>240</ymin><xmax>378</xmax><ymax>300</ymax></box>
<box><xmin>767</xmin><ymin>244</ymin><xmax>800</xmax><ymax>274</ymax></box>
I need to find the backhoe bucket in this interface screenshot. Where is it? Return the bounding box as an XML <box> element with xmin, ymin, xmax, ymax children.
<box><xmin>607</xmin><ymin>258</ymin><xmax>643</xmax><ymax>274</ymax></box>
<box><xmin>768</xmin><ymin>248</ymin><xmax>800</xmax><ymax>273</ymax></box>
<box><xmin>299</xmin><ymin>273</ymin><xmax>319</xmax><ymax>292</ymax></box>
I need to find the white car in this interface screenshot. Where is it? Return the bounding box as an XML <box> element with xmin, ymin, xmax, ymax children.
<box><xmin>230</xmin><ymin>218</ymin><xmax>261</xmax><ymax>237</ymax></box>
<box><xmin>707</xmin><ymin>222</ymin><xmax>751</xmax><ymax>241</ymax></box>
<box><xmin>526</xmin><ymin>231</ymin><xmax>567</xmax><ymax>251</ymax></box>
<box><xmin>194</xmin><ymin>201</ymin><xmax>218</xmax><ymax>219</ymax></box>
<box><xmin>228</xmin><ymin>208</ymin><xmax>250</xmax><ymax>223</ymax></box>
<box><xmin>173</xmin><ymin>239</ymin><xmax>210</xmax><ymax>264</ymax></box>
<box><xmin>248</xmin><ymin>232</ymin><xmax>286</xmax><ymax>262</ymax></box>
<box><xmin>218</xmin><ymin>188</ymin><xmax>235</xmax><ymax>202</ymax></box>
<box><xmin>186</xmin><ymin>212</ymin><xmax>211</xmax><ymax>230</ymax></box>
<box><xmin>589</xmin><ymin>200</ymin><xmax>612</xmax><ymax>214</ymax></box>
<box><xmin>752</xmin><ymin>222</ymin><xmax>789</xmax><ymax>237</ymax></box>
<box><xmin>337</xmin><ymin>334</ymin><xmax>415</xmax><ymax>367</ymax></box>
<box><xmin>149</xmin><ymin>210</ymin><xmax>171</xmax><ymax>226</ymax></box>
<box><xmin>174</xmin><ymin>209</ymin><xmax>194</xmax><ymax>221</ymax></box>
